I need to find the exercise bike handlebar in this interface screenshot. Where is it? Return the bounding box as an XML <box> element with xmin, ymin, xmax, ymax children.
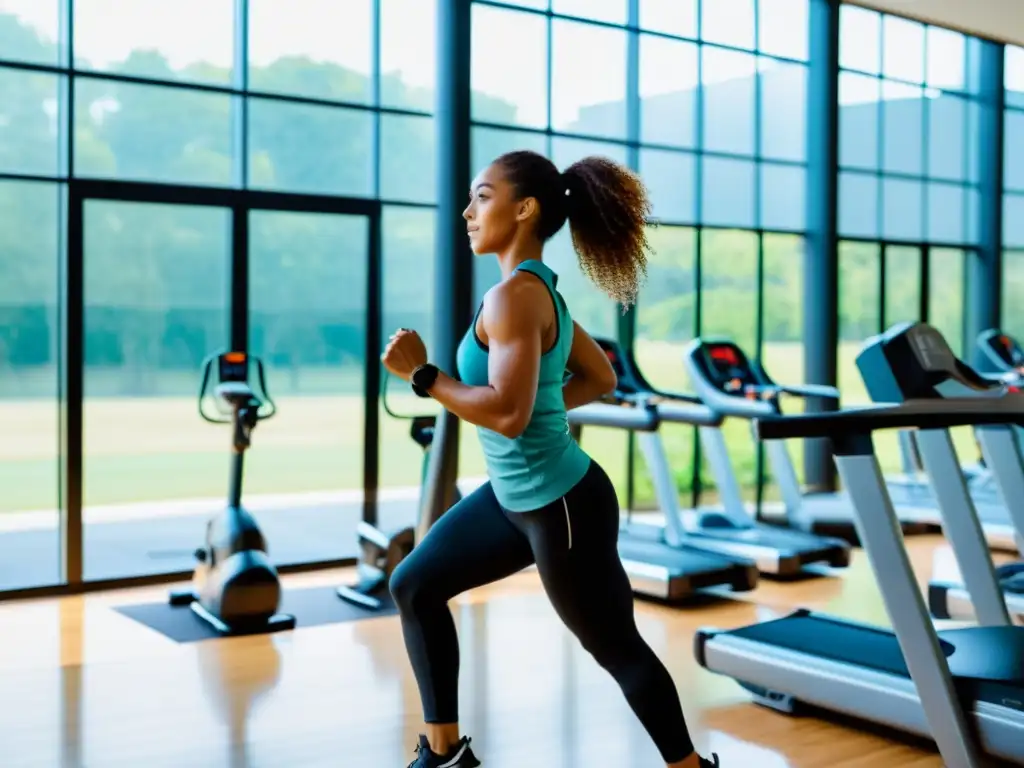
<box><xmin>197</xmin><ymin>352</ymin><xmax>277</xmax><ymax>424</ymax></box>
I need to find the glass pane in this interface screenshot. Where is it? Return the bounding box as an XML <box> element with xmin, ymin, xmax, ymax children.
<box><xmin>700</xmin><ymin>229</ymin><xmax>758</xmax><ymax>494</ymax></box>
<box><xmin>838</xmin><ymin>72</ymin><xmax>880</xmax><ymax>170</ymax></box>
<box><xmin>700</xmin><ymin>229</ymin><xmax>758</xmax><ymax>353</ymax></box>
<box><xmin>760</xmin><ymin>163</ymin><xmax>805</xmax><ymax>231</ymax></box>
<box><xmin>248</xmin><ymin>210</ymin><xmax>369</xmax><ymax>566</ymax></box>
<box><xmin>881</xmin><ymin>15</ymin><xmax>925</xmax><ymax>84</ymax></box>
<box><xmin>839</xmin><ymin>5</ymin><xmax>881</xmax><ymax>74</ymax></box>
<box><xmin>761</xmin><ymin>233</ymin><xmax>806</xmax><ymax>488</ymax></box>
<box><xmin>552</xmin><ymin>0</ymin><xmax>626</xmax><ymax>24</ymax></box>
<box><xmin>380</xmin><ymin>0</ymin><xmax>437</xmax><ymax>111</ymax></box>
<box><xmin>837</xmin><ymin>241</ymin><xmax>880</xmax><ymax>397</ymax></box>
<box><xmin>1007</xmin><ymin>46</ymin><xmax>1024</xmax><ymax>109</ymax></box>
<box><xmin>0</xmin><ymin>0</ymin><xmax>61</xmax><ymax>66</ymax></box>
<box><xmin>632</xmin><ymin>225</ymin><xmax>698</xmax><ymax>509</ymax></box>
<box><xmin>965</xmin><ymin>101</ymin><xmax>981</xmax><ymax>184</ymax></box>
<box><xmin>247</xmin><ymin>99</ymin><xmax>374</xmax><ymax>196</ymax></box>
<box><xmin>702</xmin><ymin>48</ymin><xmax>756</xmax><ymax>156</ymax></box>
<box><xmin>927</xmin><ymin>183</ymin><xmax>965</xmax><ymax>243</ymax></box>
<box><xmin>1004</xmin><ymin>111</ymin><xmax>1024</xmax><ymax>192</ymax></box>
<box><xmin>926</xmin><ymin>26</ymin><xmax>967</xmax><ymax>92</ymax></box>
<box><xmin>639</xmin><ymin>149</ymin><xmax>696</xmax><ymax>224</ymax></box>
<box><xmin>551</xmin><ymin>19</ymin><xmax>628</xmax><ymax>139</ymax></box>
<box><xmin>639</xmin><ymin>0</ymin><xmax>698</xmax><ymax>38</ymax></box>
<box><xmin>75</xmin><ymin>0</ymin><xmax>234</xmax><ymax>85</ymax></box>
<box><xmin>82</xmin><ymin>201</ymin><xmax>230</xmax><ymax>580</ymax></box>
<box><xmin>701</xmin><ymin>157</ymin><xmax>755</xmax><ymax>227</ymax></box>
<box><xmin>883</xmin><ymin>245</ymin><xmax>921</xmax><ymax>328</ymax></box>
<box><xmin>966</xmin><ymin>187</ymin><xmax>981</xmax><ymax>245</ymax></box>
<box><xmin>0</xmin><ymin>67</ymin><xmax>63</xmax><ymax>177</ymax></box>
<box><xmin>1004</xmin><ymin>194</ymin><xmax>1024</xmax><ymax>248</ymax></box>
<box><xmin>927</xmin><ymin>95</ymin><xmax>966</xmax><ymax>181</ymax></box>
<box><xmin>701</xmin><ymin>0</ymin><xmax>755</xmax><ymax>50</ymax></box>
<box><xmin>471</xmin><ymin>127</ymin><xmax>549</xmax><ymax>178</ymax></box>
<box><xmin>1003</xmin><ymin>250</ymin><xmax>1024</xmax><ymax>340</ymax></box>
<box><xmin>928</xmin><ymin>248</ymin><xmax>965</xmax><ymax>356</ymax></box>
<box><xmin>639</xmin><ymin>34</ymin><xmax>698</xmax><ymax>149</ymax></box>
<box><xmin>758</xmin><ymin>0</ymin><xmax>809</xmax><ymax>60</ymax></box>
<box><xmin>248</xmin><ymin>0</ymin><xmax>371</xmax><ymax>102</ymax></box>
<box><xmin>379</xmin><ymin>114</ymin><xmax>436</xmax><ymax>204</ymax></box>
<box><xmin>760</xmin><ymin>60</ymin><xmax>807</xmax><ymax>162</ymax></box>
<box><xmin>882</xmin><ymin>177</ymin><xmax>923</xmax><ymax>241</ymax></box>
<box><xmin>471</xmin><ymin>5</ymin><xmax>548</xmax><ymax>128</ymax></box>
<box><xmin>550</xmin><ymin>136</ymin><xmax>628</xmax><ymax>168</ymax></box>
<box><xmin>635</xmin><ymin>226</ymin><xmax>698</xmax><ymax>389</ymax></box>
<box><xmin>881</xmin><ymin>81</ymin><xmax>924</xmax><ymax>175</ymax></box>
<box><xmin>0</xmin><ymin>180</ymin><xmax>61</xmax><ymax>590</ymax></box>
<box><xmin>74</xmin><ymin>77</ymin><xmax>234</xmax><ymax>186</ymax></box>
<box><xmin>838</xmin><ymin>171</ymin><xmax>879</xmax><ymax>238</ymax></box>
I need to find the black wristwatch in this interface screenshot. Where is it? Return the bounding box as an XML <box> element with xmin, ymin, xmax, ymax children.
<box><xmin>411</xmin><ymin>363</ymin><xmax>440</xmax><ymax>398</ymax></box>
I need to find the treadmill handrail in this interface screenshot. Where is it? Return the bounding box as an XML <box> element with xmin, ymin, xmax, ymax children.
<box><xmin>754</xmin><ymin>398</ymin><xmax>1024</xmax><ymax>440</ymax></box>
<box><xmin>776</xmin><ymin>383</ymin><xmax>840</xmax><ymax>403</ymax></box>
<box><xmin>568</xmin><ymin>398</ymin><xmax>661</xmax><ymax>431</ymax></box>
<box><xmin>648</xmin><ymin>397</ymin><xmax>725</xmax><ymax>428</ymax></box>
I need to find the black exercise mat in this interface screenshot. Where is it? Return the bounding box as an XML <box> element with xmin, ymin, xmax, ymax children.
<box><xmin>114</xmin><ymin>585</ymin><xmax>397</xmax><ymax>643</ymax></box>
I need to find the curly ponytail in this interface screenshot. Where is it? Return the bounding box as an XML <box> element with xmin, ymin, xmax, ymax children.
<box><xmin>494</xmin><ymin>151</ymin><xmax>652</xmax><ymax>308</ymax></box>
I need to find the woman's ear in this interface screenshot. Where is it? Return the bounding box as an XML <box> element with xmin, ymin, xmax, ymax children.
<box><xmin>515</xmin><ymin>196</ymin><xmax>539</xmax><ymax>223</ymax></box>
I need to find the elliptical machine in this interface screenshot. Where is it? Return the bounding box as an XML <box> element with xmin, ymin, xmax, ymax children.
<box><xmin>337</xmin><ymin>373</ymin><xmax>462</xmax><ymax>611</ymax></box>
<box><xmin>169</xmin><ymin>351</ymin><xmax>296</xmax><ymax>636</ymax></box>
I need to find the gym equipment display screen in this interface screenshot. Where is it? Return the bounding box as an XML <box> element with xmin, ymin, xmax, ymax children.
<box><xmin>992</xmin><ymin>335</ymin><xmax>1024</xmax><ymax>368</ymax></box>
<box><xmin>702</xmin><ymin>343</ymin><xmax>755</xmax><ymax>387</ymax></box>
<box><xmin>218</xmin><ymin>352</ymin><xmax>249</xmax><ymax>383</ymax></box>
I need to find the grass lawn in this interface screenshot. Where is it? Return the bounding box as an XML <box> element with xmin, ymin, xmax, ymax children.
<box><xmin>0</xmin><ymin>341</ymin><xmax>981</xmax><ymax>513</ymax></box>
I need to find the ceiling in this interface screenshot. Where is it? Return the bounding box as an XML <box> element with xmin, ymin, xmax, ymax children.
<box><xmin>849</xmin><ymin>0</ymin><xmax>1024</xmax><ymax>46</ymax></box>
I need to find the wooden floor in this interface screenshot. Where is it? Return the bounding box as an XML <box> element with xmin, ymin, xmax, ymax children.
<box><xmin>1</xmin><ymin>534</ymin><xmax>1015</xmax><ymax>768</ymax></box>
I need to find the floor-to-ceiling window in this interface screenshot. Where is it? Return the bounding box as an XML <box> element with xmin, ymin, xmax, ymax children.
<box><xmin>0</xmin><ymin>2</ymin><xmax>66</xmax><ymax>590</ymax></box>
<box><xmin>632</xmin><ymin>0</ymin><xmax>810</xmax><ymax>508</ymax></box>
<box><xmin>0</xmin><ymin>0</ymin><xmax>438</xmax><ymax>588</ymax></box>
<box><xmin>836</xmin><ymin>4</ymin><xmax>983</xmax><ymax>474</ymax></box>
<box><xmin>1002</xmin><ymin>45</ymin><xmax>1024</xmax><ymax>340</ymax></box>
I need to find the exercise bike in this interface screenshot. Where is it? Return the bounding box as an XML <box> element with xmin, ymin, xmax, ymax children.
<box><xmin>337</xmin><ymin>373</ymin><xmax>462</xmax><ymax>611</ymax></box>
<box><xmin>169</xmin><ymin>351</ymin><xmax>296</xmax><ymax>636</ymax></box>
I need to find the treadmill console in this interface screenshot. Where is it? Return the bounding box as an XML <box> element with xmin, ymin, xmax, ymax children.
<box><xmin>978</xmin><ymin>329</ymin><xmax>1024</xmax><ymax>373</ymax></box>
<box><xmin>217</xmin><ymin>351</ymin><xmax>249</xmax><ymax>384</ymax></box>
<box><xmin>693</xmin><ymin>341</ymin><xmax>772</xmax><ymax>399</ymax></box>
<box><xmin>856</xmin><ymin>322</ymin><xmax>1004</xmax><ymax>403</ymax></box>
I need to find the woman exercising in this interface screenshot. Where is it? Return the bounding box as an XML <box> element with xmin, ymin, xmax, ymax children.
<box><xmin>382</xmin><ymin>149</ymin><xmax>720</xmax><ymax>768</ymax></box>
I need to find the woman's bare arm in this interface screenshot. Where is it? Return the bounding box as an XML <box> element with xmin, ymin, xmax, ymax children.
<box><xmin>562</xmin><ymin>321</ymin><xmax>617</xmax><ymax>411</ymax></box>
<box><xmin>426</xmin><ymin>279</ymin><xmax>545</xmax><ymax>438</ymax></box>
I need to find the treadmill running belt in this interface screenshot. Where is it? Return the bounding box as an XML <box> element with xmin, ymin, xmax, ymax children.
<box><xmin>728</xmin><ymin>614</ymin><xmax>954</xmax><ymax>677</ymax></box>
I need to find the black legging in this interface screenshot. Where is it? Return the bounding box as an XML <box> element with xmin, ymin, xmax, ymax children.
<box><xmin>389</xmin><ymin>459</ymin><xmax>695</xmax><ymax>763</ymax></box>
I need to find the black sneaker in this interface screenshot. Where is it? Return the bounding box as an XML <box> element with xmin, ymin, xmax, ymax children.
<box><xmin>406</xmin><ymin>735</ymin><xmax>481</xmax><ymax>768</ymax></box>
<box><xmin>700</xmin><ymin>754</ymin><xmax>721</xmax><ymax>767</ymax></box>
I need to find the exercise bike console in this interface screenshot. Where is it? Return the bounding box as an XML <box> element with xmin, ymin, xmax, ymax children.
<box><xmin>168</xmin><ymin>351</ymin><xmax>296</xmax><ymax>636</ymax></box>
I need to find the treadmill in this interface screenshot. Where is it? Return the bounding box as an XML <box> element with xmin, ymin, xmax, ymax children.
<box><xmin>590</xmin><ymin>336</ymin><xmax>850</xmax><ymax>577</ymax></box>
<box><xmin>694</xmin><ymin>322</ymin><xmax>1024</xmax><ymax>768</ymax></box>
<box><xmin>566</xmin><ymin>392</ymin><xmax>759</xmax><ymax>602</ymax></box>
<box><xmin>925</xmin><ymin>332</ymin><xmax>1024</xmax><ymax>623</ymax></box>
<box><xmin>870</xmin><ymin>329</ymin><xmax>1024</xmax><ymax>553</ymax></box>
<box><xmin>683</xmin><ymin>337</ymin><xmax>937</xmax><ymax>545</ymax></box>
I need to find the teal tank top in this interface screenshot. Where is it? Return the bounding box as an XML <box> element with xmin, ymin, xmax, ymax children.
<box><xmin>455</xmin><ymin>260</ymin><xmax>592</xmax><ymax>512</ymax></box>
